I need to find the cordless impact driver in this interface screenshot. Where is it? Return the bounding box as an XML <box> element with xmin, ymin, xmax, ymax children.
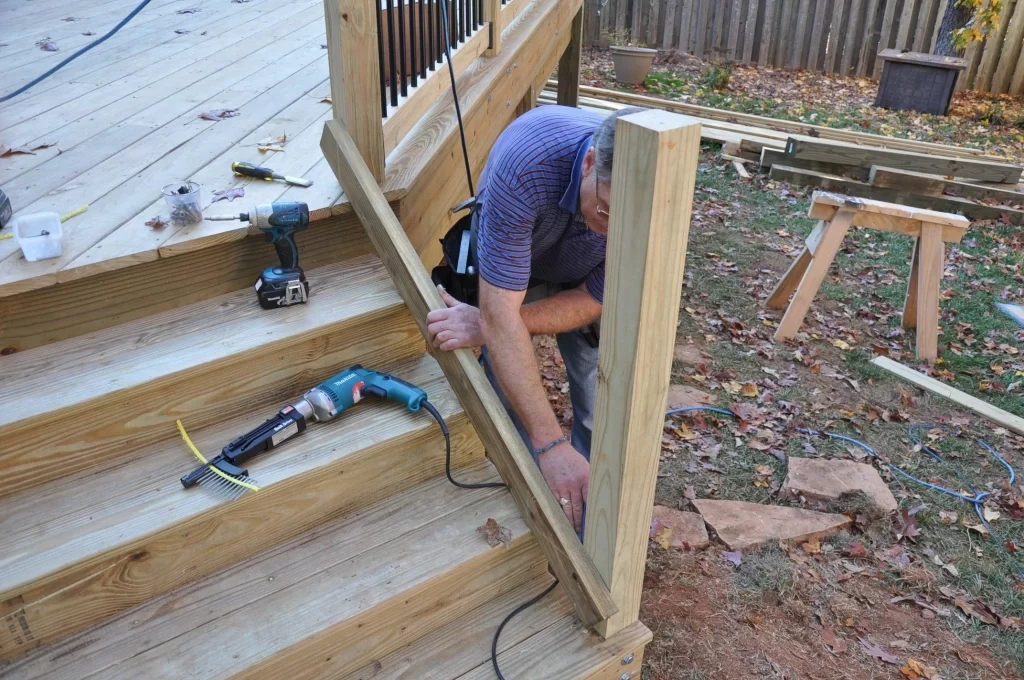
<box><xmin>208</xmin><ymin>201</ymin><xmax>310</xmax><ymax>308</ymax></box>
<box><xmin>180</xmin><ymin>366</ymin><xmax>435</xmax><ymax>492</ymax></box>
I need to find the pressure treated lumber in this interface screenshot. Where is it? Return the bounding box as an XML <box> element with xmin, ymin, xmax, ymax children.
<box><xmin>561</xmin><ymin>83</ymin><xmax>1001</xmax><ymax>160</ymax></box>
<box><xmin>914</xmin><ymin>224</ymin><xmax>944</xmax><ymax>362</ymax></box>
<box><xmin>872</xmin><ymin>356</ymin><xmax>1024</xmax><ymax>436</ymax></box>
<box><xmin>4</xmin><ymin>465</ymin><xmax>534</xmax><ymax>677</ymax></box>
<box><xmin>784</xmin><ymin>136</ymin><xmax>1021</xmax><ymax>183</ymax></box>
<box><xmin>0</xmin><ymin>256</ymin><xmax>422</xmax><ymax>499</ymax></box>
<box><xmin>0</xmin><ymin>212</ymin><xmax>373</xmax><ymax>352</ymax></box>
<box><xmin>760</xmin><ymin>148</ymin><xmax>870</xmax><ymax>181</ymax></box>
<box><xmin>557</xmin><ymin>7</ymin><xmax>584</xmax><ymax>107</ymax></box>
<box><xmin>772</xmin><ymin>165</ymin><xmax>1024</xmax><ymax>225</ymax></box>
<box><xmin>869</xmin><ymin>166</ymin><xmax>1024</xmax><ymax>205</ymax></box>
<box><xmin>322</xmin><ymin>119</ymin><xmax>617</xmax><ymax>628</ymax></box>
<box><xmin>324</xmin><ymin>0</ymin><xmax>385</xmax><ymax>181</ymax></box>
<box><xmin>584</xmin><ymin>111</ymin><xmax>700</xmax><ymax>639</ymax></box>
<box><xmin>0</xmin><ymin>356</ymin><xmax>478</xmax><ymax>662</ymax></box>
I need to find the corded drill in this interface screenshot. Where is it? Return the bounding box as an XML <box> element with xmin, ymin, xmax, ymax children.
<box><xmin>180</xmin><ymin>365</ymin><xmax>432</xmax><ymax>491</ymax></box>
<box><xmin>209</xmin><ymin>201</ymin><xmax>310</xmax><ymax>308</ymax></box>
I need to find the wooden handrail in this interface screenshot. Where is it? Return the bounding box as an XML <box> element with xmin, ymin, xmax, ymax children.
<box><xmin>583</xmin><ymin>110</ymin><xmax>702</xmax><ymax>638</ymax></box>
<box><xmin>321</xmin><ymin>120</ymin><xmax>618</xmax><ymax>628</ymax></box>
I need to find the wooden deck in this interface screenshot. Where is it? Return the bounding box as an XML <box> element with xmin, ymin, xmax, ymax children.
<box><xmin>0</xmin><ymin>0</ymin><xmax>346</xmax><ymax>297</ymax></box>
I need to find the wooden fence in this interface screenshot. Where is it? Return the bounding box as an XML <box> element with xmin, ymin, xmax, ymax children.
<box><xmin>584</xmin><ymin>0</ymin><xmax>1024</xmax><ymax>94</ymax></box>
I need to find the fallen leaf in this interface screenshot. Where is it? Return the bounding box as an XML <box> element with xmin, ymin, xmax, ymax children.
<box><xmin>939</xmin><ymin>510</ymin><xmax>957</xmax><ymax>524</ymax></box>
<box><xmin>722</xmin><ymin>550</ymin><xmax>742</xmax><ymax>567</ymax></box>
<box><xmin>476</xmin><ymin>518</ymin><xmax>512</xmax><ymax>548</ymax></box>
<box><xmin>740</xmin><ymin>382</ymin><xmax>759</xmax><ymax>398</ymax></box>
<box><xmin>667</xmin><ymin>384</ymin><xmax>716</xmax><ymax>409</ymax></box>
<box><xmin>650</xmin><ymin>517</ymin><xmax>672</xmax><ymax>550</ymax></box>
<box><xmin>36</xmin><ymin>38</ymin><xmax>58</xmax><ymax>51</ymax></box>
<box><xmin>0</xmin><ymin>141</ymin><xmax>56</xmax><ymax>157</ymax></box>
<box><xmin>901</xmin><ymin>658</ymin><xmax>941</xmax><ymax>679</ymax></box>
<box><xmin>257</xmin><ymin>133</ymin><xmax>288</xmax><ymax>152</ymax></box>
<box><xmin>82</xmin><ymin>31</ymin><xmax>96</xmax><ymax>36</ymax></box>
<box><xmin>145</xmin><ymin>215</ymin><xmax>169</xmax><ymax>229</ymax></box>
<box><xmin>832</xmin><ymin>339</ymin><xmax>851</xmax><ymax>350</ymax></box>
<box><xmin>176</xmin><ymin>6</ymin><xmax>200</xmax><ymax>13</ymax></box>
<box><xmin>956</xmin><ymin>598</ymin><xmax>998</xmax><ymax>625</ymax></box>
<box><xmin>320</xmin><ymin>96</ymin><xmax>332</xmax><ymax>104</ymax></box>
<box><xmin>983</xmin><ymin>507</ymin><xmax>1001</xmax><ymax>522</ymax></box>
<box><xmin>858</xmin><ymin>637</ymin><xmax>901</xmax><ymax>665</ymax></box>
<box><xmin>742</xmin><ymin>613</ymin><xmax>764</xmax><ymax>629</ymax></box>
<box><xmin>199</xmin><ymin>108</ymin><xmax>240</xmax><ymax>121</ymax></box>
<box><xmin>212</xmin><ymin>186</ymin><xmax>245</xmax><ymax>202</ymax></box>
<box><xmin>894</xmin><ymin>508</ymin><xmax>922</xmax><ymax>542</ymax></box>
<box><xmin>822</xmin><ymin>622</ymin><xmax>848</xmax><ymax>654</ymax></box>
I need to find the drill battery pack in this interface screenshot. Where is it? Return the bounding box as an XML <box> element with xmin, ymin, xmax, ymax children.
<box><xmin>254</xmin><ymin>266</ymin><xmax>309</xmax><ymax>309</ymax></box>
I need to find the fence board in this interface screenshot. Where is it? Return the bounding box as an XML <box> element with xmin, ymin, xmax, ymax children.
<box><xmin>927</xmin><ymin>0</ymin><xmax>947</xmax><ymax>52</ymax></box>
<box><xmin>647</xmin><ymin>0</ymin><xmax>661</xmax><ymax>46</ymax></box>
<box><xmin>895</xmin><ymin>0</ymin><xmax>915</xmax><ymax>49</ymax></box>
<box><xmin>743</xmin><ymin>0</ymin><xmax>760</xmax><ymax>60</ymax></box>
<box><xmin>661</xmin><ymin>0</ymin><xmax>678</xmax><ymax>47</ymax></box>
<box><xmin>856</xmin><ymin>0</ymin><xmax>880</xmax><ymax>75</ymax></box>
<box><xmin>791</xmin><ymin>0</ymin><xmax>813</xmax><ymax>68</ymax></box>
<box><xmin>976</xmin><ymin>0</ymin><xmax>1015</xmax><ymax>91</ymax></box>
<box><xmin>993</xmin><ymin>0</ymin><xmax>1024</xmax><ymax>93</ymax></box>
<box><xmin>840</xmin><ymin>0</ymin><xmax>864</xmax><ymax>74</ymax></box>
<box><xmin>913</xmin><ymin>0</ymin><xmax>935</xmax><ymax>51</ymax></box>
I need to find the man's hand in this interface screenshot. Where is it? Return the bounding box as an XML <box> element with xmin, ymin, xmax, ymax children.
<box><xmin>537</xmin><ymin>442</ymin><xmax>589</xmax><ymax>533</ymax></box>
<box><xmin>427</xmin><ymin>287</ymin><xmax>483</xmax><ymax>351</ymax></box>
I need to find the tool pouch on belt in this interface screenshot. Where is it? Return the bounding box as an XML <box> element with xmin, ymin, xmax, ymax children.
<box><xmin>431</xmin><ymin>197</ymin><xmax>481</xmax><ymax>307</ymax></box>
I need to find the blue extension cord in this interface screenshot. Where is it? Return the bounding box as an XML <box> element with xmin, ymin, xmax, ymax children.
<box><xmin>665</xmin><ymin>406</ymin><xmax>1024</xmax><ymax>580</ymax></box>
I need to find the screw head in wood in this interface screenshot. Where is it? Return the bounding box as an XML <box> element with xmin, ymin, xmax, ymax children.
<box><xmin>622</xmin><ymin>653</ymin><xmax>634</xmax><ymax>665</ymax></box>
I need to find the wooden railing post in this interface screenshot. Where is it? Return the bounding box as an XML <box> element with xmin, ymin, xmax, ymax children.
<box><xmin>556</xmin><ymin>6</ymin><xmax>583</xmax><ymax>106</ymax></box>
<box><xmin>324</xmin><ymin>0</ymin><xmax>386</xmax><ymax>182</ymax></box>
<box><xmin>482</xmin><ymin>0</ymin><xmax>502</xmax><ymax>56</ymax></box>
<box><xmin>583</xmin><ymin>110</ymin><xmax>701</xmax><ymax>639</ymax></box>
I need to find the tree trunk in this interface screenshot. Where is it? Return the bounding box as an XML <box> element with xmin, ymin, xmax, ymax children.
<box><xmin>934</xmin><ymin>0</ymin><xmax>973</xmax><ymax>56</ymax></box>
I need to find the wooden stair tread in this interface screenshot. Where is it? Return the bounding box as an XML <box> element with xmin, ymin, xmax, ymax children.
<box><xmin>1</xmin><ymin>253</ymin><xmax>398</xmax><ymax>427</ymax></box>
<box><xmin>351</xmin><ymin>578</ymin><xmax>652</xmax><ymax>680</ymax></box>
<box><xmin>0</xmin><ymin>353</ymin><xmax>453</xmax><ymax>591</ymax></box>
<box><xmin>5</xmin><ymin>466</ymin><xmax>546</xmax><ymax>680</ymax></box>
<box><xmin>0</xmin><ymin>253</ymin><xmax>426</xmax><ymax>498</ymax></box>
<box><xmin>0</xmin><ymin>354</ymin><xmax>488</xmax><ymax>661</ymax></box>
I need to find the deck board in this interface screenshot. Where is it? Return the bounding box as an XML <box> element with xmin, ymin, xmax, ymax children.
<box><xmin>0</xmin><ymin>0</ymin><xmax>345</xmax><ymax>297</ymax></box>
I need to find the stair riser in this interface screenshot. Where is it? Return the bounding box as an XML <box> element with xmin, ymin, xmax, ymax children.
<box><xmin>0</xmin><ymin>213</ymin><xmax>373</xmax><ymax>352</ymax></box>
<box><xmin>232</xmin><ymin>536</ymin><xmax>548</xmax><ymax>680</ymax></box>
<box><xmin>0</xmin><ymin>415</ymin><xmax>482</xmax><ymax>662</ymax></box>
<box><xmin>0</xmin><ymin>306</ymin><xmax>424</xmax><ymax>499</ymax></box>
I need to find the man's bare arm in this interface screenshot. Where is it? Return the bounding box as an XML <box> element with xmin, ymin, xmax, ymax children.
<box><xmin>477</xmin><ymin>279</ymin><xmax>590</xmax><ymax>531</ymax></box>
<box><xmin>427</xmin><ymin>284</ymin><xmax>600</xmax><ymax>351</ymax></box>
<box><xmin>520</xmin><ymin>285</ymin><xmax>602</xmax><ymax>335</ymax></box>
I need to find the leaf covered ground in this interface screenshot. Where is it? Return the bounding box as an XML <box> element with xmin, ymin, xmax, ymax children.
<box><xmin>534</xmin><ymin>89</ymin><xmax>1024</xmax><ymax>675</ymax></box>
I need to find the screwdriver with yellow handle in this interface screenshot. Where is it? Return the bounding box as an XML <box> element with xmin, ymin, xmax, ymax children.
<box><xmin>232</xmin><ymin>161</ymin><xmax>313</xmax><ymax>187</ymax></box>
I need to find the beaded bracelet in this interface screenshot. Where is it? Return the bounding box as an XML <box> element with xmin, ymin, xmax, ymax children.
<box><xmin>532</xmin><ymin>435</ymin><xmax>568</xmax><ymax>456</ymax></box>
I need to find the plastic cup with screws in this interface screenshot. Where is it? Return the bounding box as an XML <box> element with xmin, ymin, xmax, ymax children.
<box><xmin>162</xmin><ymin>181</ymin><xmax>204</xmax><ymax>226</ymax></box>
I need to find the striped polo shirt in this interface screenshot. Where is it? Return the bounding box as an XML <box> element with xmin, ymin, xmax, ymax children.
<box><xmin>477</xmin><ymin>106</ymin><xmax>607</xmax><ymax>303</ymax></box>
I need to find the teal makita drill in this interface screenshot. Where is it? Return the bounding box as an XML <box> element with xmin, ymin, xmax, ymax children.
<box><xmin>181</xmin><ymin>366</ymin><xmax>437</xmax><ymax>496</ymax></box>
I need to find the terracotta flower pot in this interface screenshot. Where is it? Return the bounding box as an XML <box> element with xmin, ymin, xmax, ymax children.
<box><xmin>610</xmin><ymin>46</ymin><xmax>657</xmax><ymax>85</ymax></box>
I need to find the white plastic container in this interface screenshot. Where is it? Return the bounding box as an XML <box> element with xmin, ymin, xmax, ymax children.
<box><xmin>12</xmin><ymin>212</ymin><xmax>62</xmax><ymax>261</ymax></box>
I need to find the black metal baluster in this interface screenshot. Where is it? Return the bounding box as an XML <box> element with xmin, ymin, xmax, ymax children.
<box><xmin>376</xmin><ymin>0</ymin><xmax>387</xmax><ymax>117</ymax></box>
<box><xmin>387</xmin><ymin>0</ymin><xmax>398</xmax><ymax>106</ymax></box>
<box><xmin>458</xmin><ymin>0</ymin><xmax>465</xmax><ymax>42</ymax></box>
<box><xmin>410</xmin><ymin>0</ymin><xmax>418</xmax><ymax>87</ymax></box>
<box><xmin>419</xmin><ymin>0</ymin><xmax>427</xmax><ymax>78</ymax></box>
<box><xmin>397</xmin><ymin>0</ymin><xmax>408</xmax><ymax>96</ymax></box>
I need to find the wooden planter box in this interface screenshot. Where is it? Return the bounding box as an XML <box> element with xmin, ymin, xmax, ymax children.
<box><xmin>874</xmin><ymin>49</ymin><xmax>967</xmax><ymax>116</ymax></box>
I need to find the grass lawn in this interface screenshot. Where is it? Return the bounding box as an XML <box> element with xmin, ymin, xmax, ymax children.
<box><xmin>541</xmin><ymin>55</ymin><xmax>1024</xmax><ymax>677</ymax></box>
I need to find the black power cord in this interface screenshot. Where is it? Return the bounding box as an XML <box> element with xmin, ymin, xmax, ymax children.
<box><xmin>423</xmin><ymin>401</ymin><xmax>561</xmax><ymax>678</ymax></box>
<box><xmin>422</xmin><ymin>400</ymin><xmax>504</xmax><ymax>489</ymax></box>
<box><xmin>437</xmin><ymin>0</ymin><xmax>476</xmax><ymax>197</ymax></box>
<box><xmin>1</xmin><ymin>0</ymin><xmax>156</xmax><ymax>103</ymax></box>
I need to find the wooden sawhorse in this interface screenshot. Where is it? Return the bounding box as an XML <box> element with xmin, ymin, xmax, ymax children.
<box><xmin>767</xmin><ymin>192</ymin><xmax>969</xmax><ymax>363</ymax></box>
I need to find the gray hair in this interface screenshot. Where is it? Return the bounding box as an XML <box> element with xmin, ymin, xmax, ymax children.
<box><xmin>592</xmin><ymin>107</ymin><xmax>647</xmax><ymax>185</ymax></box>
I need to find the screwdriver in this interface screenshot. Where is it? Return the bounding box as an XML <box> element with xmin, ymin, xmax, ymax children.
<box><xmin>232</xmin><ymin>162</ymin><xmax>313</xmax><ymax>187</ymax></box>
